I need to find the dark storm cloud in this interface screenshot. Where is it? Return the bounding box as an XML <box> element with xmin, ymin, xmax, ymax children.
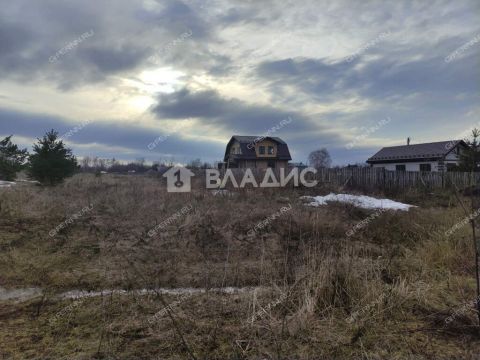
<box><xmin>153</xmin><ymin>0</ymin><xmax>210</xmax><ymax>39</ymax></box>
<box><xmin>256</xmin><ymin>33</ymin><xmax>480</xmax><ymax>101</ymax></box>
<box><xmin>0</xmin><ymin>1</ymin><xmax>151</xmax><ymax>88</ymax></box>
<box><xmin>0</xmin><ymin>0</ymin><xmax>479</xmax><ymax>165</ymax></box>
<box><xmin>256</xmin><ymin>58</ymin><xmax>350</xmax><ymax>100</ymax></box>
<box><xmin>0</xmin><ymin>19</ymin><xmax>33</xmax><ymax>55</ymax></box>
<box><xmin>151</xmin><ymin>87</ymin><xmax>325</xmax><ymax>135</ymax></box>
<box><xmin>0</xmin><ymin>0</ymin><xmax>217</xmax><ymax>88</ymax></box>
<box><xmin>0</xmin><ymin>108</ymin><xmax>223</xmax><ymax>161</ymax></box>
<box><xmin>150</xmin><ymin>87</ymin><xmax>354</xmax><ymax>163</ymax></box>
<box><xmin>0</xmin><ymin>107</ymin><xmax>352</xmax><ymax>164</ymax></box>
<box><xmin>218</xmin><ymin>6</ymin><xmax>269</xmax><ymax>26</ymax></box>
<box><xmin>0</xmin><ymin>17</ymin><xmax>46</xmax><ymax>78</ymax></box>
<box><xmin>80</xmin><ymin>46</ymin><xmax>149</xmax><ymax>74</ymax></box>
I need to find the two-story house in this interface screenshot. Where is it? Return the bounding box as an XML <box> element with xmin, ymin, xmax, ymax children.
<box><xmin>223</xmin><ymin>135</ymin><xmax>292</xmax><ymax>169</ymax></box>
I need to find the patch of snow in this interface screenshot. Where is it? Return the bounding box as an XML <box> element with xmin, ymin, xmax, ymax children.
<box><xmin>0</xmin><ymin>181</ymin><xmax>16</xmax><ymax>188</ymax></box>
<box><xmin>17</xmin><ymin>180</ymin><xmax>40</xmax><ymax>184</ymax></box>
<box><xmin>301</xmin><ymin>193</ymin><xmax>416</xmax><ymax>211</ymax></box>
<box><xmin>0</xmin><ymin>286</ymin><xmax>269</xmax><ymax>303</ymax></box>
<box><xmin>59</xmin><ymin>287</ymin><xmax>258</xmax><ymax>299</ymax></box>
<box><xmin>0</xmin><ymin>287</ymin><xmax>42</xmax><ymax>302</ymax></box>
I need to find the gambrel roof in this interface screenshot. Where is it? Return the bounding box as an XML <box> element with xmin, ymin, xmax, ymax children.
<box><xmin>224</xmin><ymin>135</ymin><xmax>292</xmax><ymax>161</ymax></box>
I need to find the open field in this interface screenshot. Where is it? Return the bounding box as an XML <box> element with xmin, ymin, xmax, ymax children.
<box><xmin>1</xmin><ymin>174</ymin><xmax>480</xmax><ymax>359</ymax></box>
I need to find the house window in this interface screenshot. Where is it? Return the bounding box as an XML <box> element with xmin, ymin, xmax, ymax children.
<box><xmin>268</xmin><ymin>146</ymin><xmax>274</xmax><ymax>155</ymax></box>
<box><xmin>267</xmin><ymin>160</ymin><xmax>276</xmax><ymax>168</ymax></box>
<box><xmin>420</xmin><ymin>163</ymin><xmax>431</xmax><ymax>172</ymax></box>
<box><xmin>447</xmin><ymin>163</ymin><xmax>458</xmax><ymax>172</ymax></box>
<box><xmin>396</xmin><ymin>165</ymin><xmax>406</xmax><ymax>171</ymax></box>
<box><xmin>259</xmin><ymin>146</ymin><xmax>265</xmax><ymax>155</ymax></box>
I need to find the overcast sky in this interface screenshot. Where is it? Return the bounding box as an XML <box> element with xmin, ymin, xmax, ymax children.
<box><xmin>0</xmin><ymin>0</ymin><xmax>479</xmax><ymax>165</ymax></box>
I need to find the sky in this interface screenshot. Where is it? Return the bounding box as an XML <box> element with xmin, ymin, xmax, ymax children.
<box><xmin>0</xmin><ymin>0</ymin><xmax>479</xmax><ymax>165</ymax></box>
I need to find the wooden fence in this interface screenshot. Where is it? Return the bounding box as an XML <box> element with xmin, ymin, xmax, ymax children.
<box><xmin>191</xmin><ymin>168</ymin><xmax>480</xmax><ymax>191</ymax></box>
<box><xmin>312</xmin><ymin>168</ymin><xmax>480</xmax><ymax>190</ymax></box>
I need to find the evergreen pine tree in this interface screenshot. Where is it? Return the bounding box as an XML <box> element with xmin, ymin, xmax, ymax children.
<box><xmin>0</xmin><ymin>135</ymin><xmax>28</xmax><ymax>181</ymax></box>
<box><xmin>28</xmin><ymin>130</ymin><xmax>78</xmax><ymax>185</ymax></box>
<box><xmin>458</xmin><ymin>129</ymin><xmax>480</xmax><ymax>172</ymax></box>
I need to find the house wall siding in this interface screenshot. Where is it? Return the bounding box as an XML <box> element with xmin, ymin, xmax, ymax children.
<box><xmin>255</xmin><ymin>140</ymin><xmax>277</xmax><ymax>157</ymax></box>
<box><xmin>225</xmin><ymin>136</ymin><xmax>291</xmax><ymax>169</ymax></box>
<box><xmin>369</xmin><ymin>143</ymin><xmax>465</xmax><ymax>171</ymax></box>
<box><xmin>372</xmin><ymin>161</ymin><xmax>440</xmax><ymax>171</ymax></box>
<box><xmin>236</xmin><ymin>160</ymin><xmax>289</xmax><ymax>169</ymax></box>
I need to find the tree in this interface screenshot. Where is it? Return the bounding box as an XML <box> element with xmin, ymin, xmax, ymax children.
<box><xmin>458</xmin><ymin>129</ymin><xmax>480</xmax><ymax>172</ymax></box>
<box><xmin>187</xmin><ymin>158</ymin><xmax>202</xmax><ymax>169</ymax></box>
<box><xmin>27</xmin><ymin>130</ymin><xmax>78</xmax><ymax>185</ymax></box>
<box><xmin>81</xmin><ymin>156</ymin><xmax>91</xmax><ymax>170</ymax></box>
<box><xmin>308</xmin><ymin>148</ymin><xmax>332</xmax><ymax>169</ymax></box>
<box><xmin>0</xmin><ymin>136</ymin><xmax>28</xmax><ymax>181</ymax></box>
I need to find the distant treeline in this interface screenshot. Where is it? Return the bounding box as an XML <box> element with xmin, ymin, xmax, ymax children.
<box><xmin>79</xmin><ymin>156</ymin><xmax>214</xmax><ymax>173</ymax></box>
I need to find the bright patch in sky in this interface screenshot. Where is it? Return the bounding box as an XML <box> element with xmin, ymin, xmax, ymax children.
<box><xmin>0</xmin><ymin>0</ymin><xmax>478</xmax><ymax>164</ymax></box>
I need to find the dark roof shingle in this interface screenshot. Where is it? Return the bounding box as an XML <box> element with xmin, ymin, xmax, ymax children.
<box><xmin>367</xmin><ymin>140</ymin><xmax>465</xmax><ymax>163</ymax></box>
<box><xmin>224</xmin><ymin>135</ymin><xmax>291</xmax><ymax>161</ymax></box>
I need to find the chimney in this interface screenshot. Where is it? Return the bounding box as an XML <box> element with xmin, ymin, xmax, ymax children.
<box><xmin>407</xmin><ymin>137</ymin><xmax>411</xmax><ymax>146</ymax></box>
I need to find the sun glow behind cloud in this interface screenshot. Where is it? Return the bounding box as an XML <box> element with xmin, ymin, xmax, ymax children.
<box><xmin>0</xmin><ymin>0</ymin><xmax>478</xmax><ymax>164</ymax></box>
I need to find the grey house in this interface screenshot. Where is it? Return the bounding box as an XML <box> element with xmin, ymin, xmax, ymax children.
<box><xmin>223</xmin><ymin>135</ymin><xmax>292</xmax><ymax>169</ymax></box>
<box><xmin>367</xmin><ymin>140</ymin><xmax>469</xmax><ymax>172</ymax></box>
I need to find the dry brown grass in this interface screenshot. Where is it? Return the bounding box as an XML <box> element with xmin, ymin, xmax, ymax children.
<box><xmin>0</xmin><ymin>173</ymin><xmax>479</xmax><ymax>359</ymax></box>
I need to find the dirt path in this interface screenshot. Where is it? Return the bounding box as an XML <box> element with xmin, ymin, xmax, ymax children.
<box><xmin>0</xmin><ymin>286</ymin><xmax>262</xmax><ymax>302</ymax></box>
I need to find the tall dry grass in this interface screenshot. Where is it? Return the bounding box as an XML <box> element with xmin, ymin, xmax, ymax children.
<box><xmin>1</xmin><ymin>173</ymin><xmax>479</xmax><ymax>358</ymax></box>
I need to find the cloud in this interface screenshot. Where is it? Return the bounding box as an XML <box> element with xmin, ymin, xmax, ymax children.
<box><xmin>0</xmin><ymin>18</ymin><xmax>34</xmax><ymax>55</ymax></box>
<box><xmin>151</xmin><ymin>87</ymin><xmax>321</xmax><ymax>134</ymax></box>
<box><xmin>147</xmin><ymin>0</ymin><xmax>211</xmax><ymax>39</ymax></box>
<box><xmin>0</xmin><ymin>0</ymin><xmax>479</xmax><ymax>165</ymax></box>
<box><xmin>0</xmin><ymin>108</ymin><xmax>224</xmax><ymax>161</ymax></box>
<box><xmin>0</xmin><ymin>0</ymin><xmax>212</xmax><ymax>88</ymax></box>
<box><xmin>80</xmin><ymin>45</ymin><xmax>149</xmax><ymax>74</ymax></box>
<box><xmin>256</xmin><ymin>34</ymin><xmax>480</xmax><ymax>102</ymax></box>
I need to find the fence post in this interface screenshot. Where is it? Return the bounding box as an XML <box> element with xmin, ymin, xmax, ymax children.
<box><xmin>383</xmin><ymin>168</ymin><xmax>386</xmax><ymax>191</ymax></box>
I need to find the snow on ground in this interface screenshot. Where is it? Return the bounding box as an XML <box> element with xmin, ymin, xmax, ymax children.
<box><xmin>301</xmin><ymin>193</ymin><xmax>416</xmax><ymax>211</ymax></box>
<box><xmin>0</xmin><ymin>286</ymin><xmax>263</xmax><ymax>303</ymax></box>
<box><xmin>60</xmin><ymin>287</ymin><xmax>259</xmax><ymax>299</ymax></box>
<box><xmin>17</xmin><ymin>180</ymin><xmax>40</xmax><ymax>184</ymax></box>
<box><xmin>0</xmin><ymin>287</ymin><xmax>42</xmax><ymax>302</ymax></box>
<box><xmin>0</xmin><ymin>180</ymin><xmax>40</xmax><ymax>188</ymax></box>
<box><xmin>0</xmin><ymin>181</ymin><xmax>16</xmax><ymax>188</ymax></box>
